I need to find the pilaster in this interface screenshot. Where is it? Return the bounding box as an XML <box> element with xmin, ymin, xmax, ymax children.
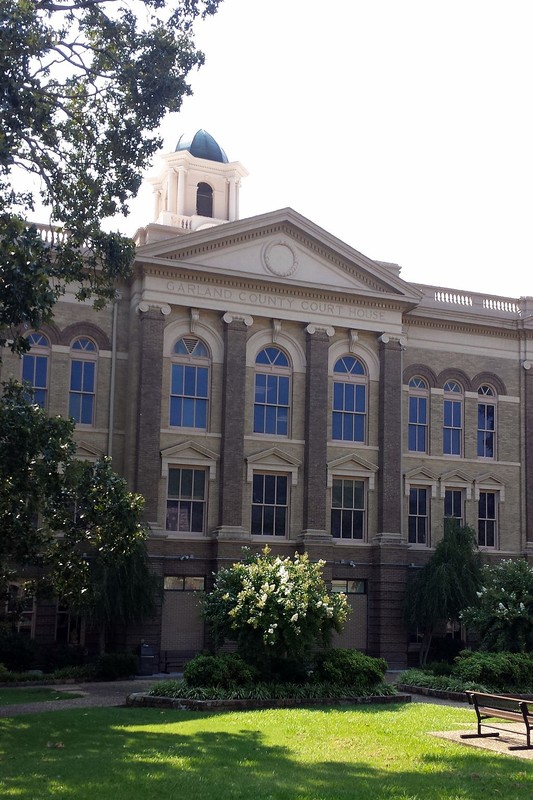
<box><xmin>134</xmin><ymin>302</ymin><xmax>170</xmax><ymax>521</ymax></box>
<box><xmin>300</xmin><ymin>324</ymin><xmax>334</xmax><ymax>540</ymax></box>
<box><xmin>214</xmin><ymin>312</ymin><xmax>253</xmax><ymax>539</ymax></box>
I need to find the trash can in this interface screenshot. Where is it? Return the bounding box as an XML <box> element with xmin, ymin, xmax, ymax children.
<box><xmin>138</xmin><ymin>642</ymin><xmax>156</xmax><ymax>676</ymax></box>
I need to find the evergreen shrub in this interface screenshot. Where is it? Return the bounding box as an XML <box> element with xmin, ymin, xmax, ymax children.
<box><xmin>312</xmin><ymin>648</ymin><xmax>387</xmax><ymax>690</ymax></box>
<box><xmin>183</xmin><ymin>653</ymin><xmax>258</xmax><ymax>688</ymax></box>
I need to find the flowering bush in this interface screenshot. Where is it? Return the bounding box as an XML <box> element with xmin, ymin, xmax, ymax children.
<box><xmin>461</xmin><ymin>559</ymin><xmax>533</xmax><ymax>652</ymax></box>
<box><xmin>203</xmin><ymin>548</ymin><xmax>349</xmax><ymax>674</ymax></box>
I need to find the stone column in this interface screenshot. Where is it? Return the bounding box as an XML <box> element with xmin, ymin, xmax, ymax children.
<box><xmin>176</xmin><ymin>166</ymin><xmax>185</xmax><ymax>217</ymax></box>
<box><xmin>376</xmin><ymin>333</ymin><xmax>405</xmax><ymax>540</ymax></box>
<box><xmin>134</xmin><ymin>302</ymin><xmax>170</xmax><ymax>522</ymax></box>
<box><xmin>215</xmin><ymin>312</ymin><xmax>252</xmax><ymax>539</ymax></box>
<box><xmin>300</xmin><ymin>324</ymin><xmax>334</xmax><ymax>540</ymax></box>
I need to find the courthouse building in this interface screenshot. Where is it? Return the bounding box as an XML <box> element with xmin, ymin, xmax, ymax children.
<box><xmin>4</xmin><ymin>130</ymin><xmax>533</xmax><ymax>668</ymax></box>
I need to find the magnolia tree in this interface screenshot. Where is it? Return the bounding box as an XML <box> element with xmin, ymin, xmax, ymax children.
<box><xmin>461</xmin><ymin>559</ymin><xmax>533</xmax><ymax>652</ymax></box>
<box><xmin>203</xmin><ymin>548</ymin><xmax>349</xmax><ymax>672</ymax></box>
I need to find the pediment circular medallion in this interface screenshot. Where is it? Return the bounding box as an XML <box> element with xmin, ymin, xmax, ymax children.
<box><xmin>262</xmin><ymin>240</ymin><xmax>298</xmax><ymax>277</ymax></box>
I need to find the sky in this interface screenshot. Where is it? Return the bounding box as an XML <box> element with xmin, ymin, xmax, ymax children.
<box><xmin>122</xmin><ymin>0</ymin><xmax>533</xmax><ymax>298</ymax></box>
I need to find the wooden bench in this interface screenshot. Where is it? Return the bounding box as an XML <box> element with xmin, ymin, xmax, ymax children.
<box><xmin>462</xmin><ymin>691</ymin><xmax>533</xmax><ymax>751</ymax></box>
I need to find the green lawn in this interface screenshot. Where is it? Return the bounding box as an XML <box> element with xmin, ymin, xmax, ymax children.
<box><xmin>0</xmin><ymin>703</ymin><xmax>531</xmax><ymax>799</ymax></box>
<box><xmin>0</xmin><ymin>687</ymin><xmax>84</xmax><ymax>706</ymax></box>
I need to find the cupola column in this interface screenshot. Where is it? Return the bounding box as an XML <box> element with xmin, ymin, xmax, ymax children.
<box><xmin>176</xmin><ymin>166</ymin><xmax>185</xmax><ymax>217</ymax></box>
<box><xmin>167</xmin><ymin>168</ymin><xmax>177</xmax><ymax>215</ymax></box>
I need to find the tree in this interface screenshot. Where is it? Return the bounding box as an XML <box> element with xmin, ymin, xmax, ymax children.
<box><xmin>405</xmin><ymin>521</ymin><xmax>482</xmax><ymax>666</ymax></box>
<box><xmin>1</xmin><ymin>0</ymin><xmax>222</xmax><ymax>354</ymax></box>
<box><xmin>461</xmin><ymin>558</ymin><xmax>533</xmax><ymax>652</ymax></box>
<box><xmin>0</xmin><ymin>380</ymin><xmax>156</xmax><ymax>644</ymax></box>
<box><xmin>203</xmin><ymin>548</ymin><xmax>349</xmax><ymax>675</ymax></box>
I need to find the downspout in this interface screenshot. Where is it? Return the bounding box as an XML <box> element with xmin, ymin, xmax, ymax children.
<box><xmin>107</xmin><ymin>294</ymin><xmax>118</xmax><ymax>457</ymax></box>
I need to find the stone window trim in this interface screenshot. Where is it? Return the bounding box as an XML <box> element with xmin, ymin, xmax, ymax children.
<box><xmin>477</xmin><ymin>490</ymin><xmax>499</xmax><ymax>549</ymax></box>
<box><xmin>328</xmin><ymin>338</ymin><xmax>379</xmax><ymax>381</ymax></box>
<box><xmin>439</xmin><ymin>471</ymin><xmax>472</xmax><ymax>500</ymax></box>
<box><xmin>471</xmin><ymin>372</ymin><xmax>507</xmax><ymax>396</ymax></box>
<box><xmin>161</xmin><ymin>441</ymin><xmax>219</xmax><ymax>482</ymax></box>
<box><xmin>60</xmin><ymin>321</ymin><xmax>110</xmax><ymax>351</ymax></box>
<box><xmin>253</xmin><ymin>345</ymin><xmax>292</xmax><ymax>437</ymax></box>
<box><xmin>251</xmin><ymin>471</ymin><xmax>290</xmax><ymax>537</ymax></box>
<box><xmin>473</xmin><ymin>474</ymin><xmax>506</xmax><ymax>503</ymax></box>
<box><xmin>169</xmin><ymin>335</ymin><xmax>211</xmax><ymax>430</ymax></box>
<box><xmin>163</xmin><ymin>316</ymin><xmax>224</xmax><ymax>362</ymax></box>
<box><xmin>407</xmin><ymin>375</ymin><xmax>429</xmax><ymax>454</ymax></box>
<box><xmin>403</xmin><ymin>363</ymin><xmax>437</xmax><ymax>389</ymax></box>
<box><xmin>443</xmin><ymin>379</ymin><xmax>464</xmax><ymax>457</ymax></box>
<box><xmin>330</xmin><ymin>475</ymin><xmax>367</xmax><ymax>541</ymax></box>
<box><xmin>437</xmin><ymin>368</ymin><xmax>472</xmax><ymax>392</ymax></box>
<box><xmin>327</xmin><ymin>453</ymin><xmax>378</xmax><ymax>490</ymax></box>
<box><xmin>332</xmin><ymin>354</ymin><xmax>368</xmax><ymax>444</ymax></box>
<box><xmin>246</xmin><ymin>448</ymin><xmax>301</xmax><ymax>485</ymax></box>
<box><xmin>22</xmin><ymin>331</ymin><xmax>50</xmax><ymax>409</ymax></box>
<box><xmin>404</xmin><ymin>468</ymin><xmax>438</xmax><ymax>498</ymax></box>
<box><xmin>247</xmin><ymin>329</ymin><xmax>306</xmax><ymax>373</ymax></box>
<box><xmin>408</xmin><ymin>486</ymin><xmax>430</xmax><ymax>547</ymax></box>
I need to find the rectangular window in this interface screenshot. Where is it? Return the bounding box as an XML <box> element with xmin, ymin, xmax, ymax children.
<box><xmin>166</xmin><ymin>468</ymin><xmax>206</xmax><ymax>533</ymax></box>
<box><xmin>253</xmin><ymin>374</ymin><xmax>290</xmax><ymax>435</ymax></box>
<box><xmin>69</xmin><ymin>360</ymin><xmax>95</xmax><ymax>424</ymax></box>
<box><xmin>332</xmin><ymin>382</ymin><xmax>366</xmax><ymax>442</ymax></box>
<box><xmin>331</xmin><ymin>478</ymin><xmax>366</xmax><ymax>540</ymax></box>
<box><xmin>478</xmin><ymin>491</ymin><xmax>497</xmax><ymax>548</ymax></box>
<box><xmin>22</xmin><ymin>354</ymin><xmax>48</xmax><ymax>408</ymax></box>
<box><xmin>163</xmin><ymin>576</ymin><xmax>205</xmax><ymax>591</ymax></box>
<box><xmin>408</xmin><ymin>396</ymin><xmax>427</xmax><ymax>452</ymax></box>
<box><xmin>408</xmin><ymin>487</ymin><xmax>429</xmax><ymax>545</ymax></box>
<box><xmin>477</xmin><ymin>403</ymin><xmax>495</xmax><ymax>458</ymax></box>
<box><xmin>444</xmin><ymin>489</ymin><xmax>463</xmax><ymax>525</ymax></box>
<box><xmin>170</xmin><ymin>364</ymin><xmax>208</xmax><ymax>428</ymax></box>
<box><xmin>251</xmin><ymin>473</ymin><xmax>288</xmax><ymax>535</ymax></box>
<box><xmin>443</xmin><ymin>399</ymin><xmax>462</xmax><ymax>455</ymax></box>
<box><xmin>331</xmin><ymin>579</ymin><xmax>366</xmax><ymax>594</ymax></box>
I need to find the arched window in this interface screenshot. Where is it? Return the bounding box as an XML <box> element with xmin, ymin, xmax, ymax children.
<box><xmin>170</xmin><ymin>336</ymin><xmax>210</xmax><ymax>429</ymax></box>
<box><xmin>196</xmin><ymin>182</ymin><xmax>213</xmax><ymax>217</ymax></box>
<box><xmin>69</xmin><ymin>337</ymin><xmax>97</xmax><ymax>425</ymax></box>
<box><xmin>22</xmin><ymin>332</ymin><xmax>49</xmax><ymax>408</ymax></box>
<box><xmin>408</xmin><ymin>376</ymin><xmax>429</xmax><ymax>453</ymax></box>
<box><xmin>443</xmin><ymin>380</ymin><xmax>463</xmax><ymax>456</ymax></box>
<box><xmin>332</xmin><ymin>356</ymin><xmax>367</xmax><ymax>442</ymax></box>
<box><xmin>477</xmin><ymin>384</ymin><xmax>496</xmax><ymax>458</ymax></box>
<box><xmin>253</xmin><ymin>346</ymin><xmax>291</xmax><ymax>436</ymax></box>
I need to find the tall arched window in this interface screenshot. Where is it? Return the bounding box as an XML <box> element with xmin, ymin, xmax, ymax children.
<box><xmin>253</xmin><ymin>346</ymin><xmax>291</xmax><ymax>436</ymax></box>
<box><xmin>69</xmin><ymin>337</ymin><xmax>97</xmax><ymax>425</ymax></box>
<box><xmin>22</xmin><ymin>332</ymin><xmax>49</xmax><ymax>408</ymax></box>
<box><xmin>196</xmin><ymin>182</ymin><xmax>213</xmax><ymax>217</ymax></box>
<box><xmin>408</xmin><ymin>376</ymin><xmax>429</xmax><ymax>453</ymax></box>
<box><xmin>443</xmin><ymin>380</ymin><xmax>463</xmax><ymax>456</ymax></box>
<box><xmin>477</xmin><ymin>384</ymin><xmax>496</xmax><ymax>458</ymax></box>
<box><xmin>170</xmin><ymin>336</ymin><xmax>210</xmax><ymax>429</ymax></box>
<box><xmin>332</xmin><ymin>356</ymin><xmax>367</xmax><ymax>442</ymax></box>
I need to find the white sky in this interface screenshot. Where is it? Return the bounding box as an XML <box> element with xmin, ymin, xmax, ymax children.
<box><xmin>123</xmin><ymin>0</ymin><xmax>533</xmax><ymax>299</ymax></box>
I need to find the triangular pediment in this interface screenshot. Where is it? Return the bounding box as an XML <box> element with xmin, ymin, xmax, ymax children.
<box><xmin>326</xmin><ymin>453</ymin><xmax>378</xmax><ymax>490</ymax></box>
<box><xmin>246</xmin><ymin>448</ymin><xmax>302</xmax><ymax>484</ymax></box>
<box><xmin>75</xmin><ymin>440</ymin><xmax>105</xmax><ymax>460</ymax></box>
<box><xmin>474</xmin><ymin>473</ymin><xmax>506</xmax><ymax>501</ymax></box>
<box><xmin>160</xmin><ymin>441</ymin><xmax>219</xmax><ymax>480</ymax></box>
<box><xmin>404</xmin><ymin>467</ymin><xmax>439</xmax><ymax>497</ymax></box>
<box><xmin>136</xmin><ymin>208</ymin><xmax>422</xmax><ymax>305</ymax></box>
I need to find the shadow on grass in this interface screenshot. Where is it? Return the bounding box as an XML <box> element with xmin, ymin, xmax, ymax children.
<box><xmin>0</xmin><ymin>706</ymin><xmax>531</xmax><ymax>800</ymax></box>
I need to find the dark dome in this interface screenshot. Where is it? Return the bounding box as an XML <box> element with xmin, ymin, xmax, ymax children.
<box><xmin>175</xmin><ymin>130</ymin><xmax>228</xmax><ymax>163</ymax></box>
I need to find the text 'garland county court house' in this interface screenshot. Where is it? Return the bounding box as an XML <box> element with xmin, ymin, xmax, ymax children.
<box><xmin>4</xmin><ymin>130</ymin><xmax>533</xmax><ymax>668</ymax></box>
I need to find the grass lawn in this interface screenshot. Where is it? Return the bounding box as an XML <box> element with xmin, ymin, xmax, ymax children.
<box><xmin>0</xmin><ymin>687</ymin><xmax>84</xmax><ymax>706</ymax></box>
<box><xmin>0</xmin><ymin>702</ymin><xmax>531</xmax><ymax>799</ymax></box>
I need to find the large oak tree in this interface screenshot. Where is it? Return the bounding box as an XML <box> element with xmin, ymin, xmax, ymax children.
<box><xmin>0</xmin><ymin>0</ymin><xmax>222</xmax><ymax>354</ymax></box>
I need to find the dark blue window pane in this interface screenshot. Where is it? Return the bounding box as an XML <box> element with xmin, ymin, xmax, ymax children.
<box><xmin>264</xmin><ymin>474</ymin><xmax>276</xmax><ymax>504</ymax></box>
<box><xmin>355</xmin><ymin>385</ymin><xmax>366</xmax><ymax>413</ymax></box>
<box><xmin>82</xmin><ymin>362</ymin><xmax>95</xmax><ymax>392</ymax></box>
<box><xmin>69</xmin><ymin>394</ymin><xmax>80</xmax><ymax>421</ymax></box>
<box><xmin>171</xmin><ymin>365</ymin><xmax>184</xmax><ymax>395</ymax></box>
<box><xmin>35</xmin><ymin>356</ymin><xmax>47</xmax><ymax>387</ymax></box>
<box><xmin>266</xmin><ymin>375</ymin><xmax>278</xmax><ymax>405</ymax></box>
<box><xmin>22</xmin><ymin>355</ymin><xmax>34</xmax><ymax>383</ymax></box>
<box><xmin>255</xmin><ymin>374</ymin><xmax>266</xmax><ymax>402</ymax></box>
<box><xmin>196</xmin><ymin>399</ymin><xmax>207</xmax><ymax>428</ymax></box>
<box><xmin>70</xmin><ymin>361</ymin><xmax>82</xmax><ymax>391</ymax></box>
<box><xmin>278</xmin><ymin>376</ymin><xmax>289</xmax><ymax>406</ymax></box>
<box><xmin>182</xmin><ymin>398</ymin><xmax>195</xmax><ymax>427</ymax></box>
<box><xmin>263</xmin><ymin>505</ymin><xmax>274</xmax><ymax>534</ymax></box>
<box><xmin>33</xmin><ymin>389</ymin><xmax>46</xmax><ymax>408</ymax></box>
<box><xmin>332</xmin><ymin>412</ymin><xmax>343</xmax><ymax>440</ymax></box>
<box><xmin>184</xmin><ymin>366</ymin><xmax>196</xmax><ymax>396</ymax></box>
<box><xmin>344</xmin><ymin>384</ymin><xmax>355</xmax><ymax>412</ymax></box>
<box><xmin>196</xmin><ymin>367</ymin><xmax>208</xmax><ymax>398</ymax></box>
<box><xmin>193</xmin><ymin>470</ymin><xmax>205</xmax><ymax>499</ymax></box>
<box><xmin>333</xmin><ymin>382</ymin><xmax>343</xmax><ymax>410</ymax></box>
<box><xmin>274</xmin><ymin>508</ymin><xmax>286</xmax><ymax>535</ymax></box>
<box><xmin>170</xmin><ymin>397</ymin><xmax>182</xmax><ymax>426</ymax></box>
<box><xmin>354</xmin><ymin>415</ymin><xmax>365</xmax><ymax>442</ymax></box>
<box><xmin>251</xmin><ymin>505</ymin><xmax>262</xmax><ymax>534</ymax></box>
<box><xmin>254</xmin><ymin>405</ymin><xmax>264</xmax><ymax>433</ymax></box>
<box><xmin>80</xmin><ymin>394</ymin><xmax>93</xmax><ymax>424</ymax></box>
<box><xmin>181</xmin><ymin>469</ymin><xmax>193</xmax><ymax>498</ymax></box>
<box><xmin>276</xmin><ymin>476</ymin><xmax>287</xmax><ymax>505</ymax></box>
<box><xmin>252</xmin><ymin>475</ymin><xmax>263</xmax><ymax>504</ymax></box>
<box><xmin>331</xmin><ymin>509</ymin><xmax>341</xmax><ymax>537</ymax></box>
<box><xmin>191</xmin><ymin>502</ymin><xmax>204</xmax><ymax>532</ymax></box>
<box><xmin>341</xmin><ymin>510</ymin><xmax>352</xmax><ymax>538</ymax></box>
<box><xmin>277</xmin><ymin>409</ymin><xmax>288</xmax><ymax>435</ymax></box>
